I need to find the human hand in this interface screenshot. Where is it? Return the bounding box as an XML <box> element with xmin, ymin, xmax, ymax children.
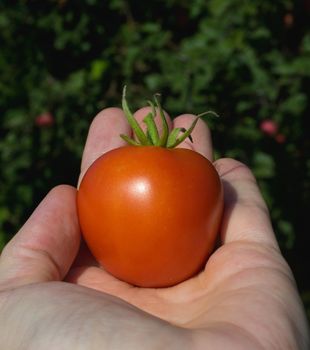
<box><xmin>69</xmin><ymin>106</ymin><xmax>309</xmax><ymax>349</ymax></box>
<box><xmin>0</xmin><ymin>105</ymin><xmax>308</xmax><ymax>349</ymax></box>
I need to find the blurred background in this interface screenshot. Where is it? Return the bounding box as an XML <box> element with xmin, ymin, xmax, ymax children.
<box><xmin>0</xmin><ymin>0</ymin><xmax>309</xmax><ymax>318</ymax></box>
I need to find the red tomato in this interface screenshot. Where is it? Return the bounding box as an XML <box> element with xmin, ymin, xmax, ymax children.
<box><xmin>77</xmin><ymin>145</ymin><xmax>223</xmax><ymax>288</ymax></box>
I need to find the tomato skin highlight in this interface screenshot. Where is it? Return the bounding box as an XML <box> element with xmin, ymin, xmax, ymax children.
<box><xmin>77</xmin><ymin>146</ymin><xmax>223</xmax><ymax>288</ymax></box>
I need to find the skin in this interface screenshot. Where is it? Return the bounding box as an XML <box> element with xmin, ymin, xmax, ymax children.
<box><xmin>0</xmin><ymin>107</ymin><xmax>309</xmax><ymax>349</ymax></box>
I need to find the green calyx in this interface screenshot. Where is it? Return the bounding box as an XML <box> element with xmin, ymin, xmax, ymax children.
<box><xmin>121</xmin><ymin>86</ymin><xmax>218</xmax><ymax>149</ymax></box>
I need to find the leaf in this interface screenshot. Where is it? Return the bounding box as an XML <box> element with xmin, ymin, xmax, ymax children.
<box><xmin>90</xmin><ymin>59</ymin><xmax>109</xmax><ymax>80</ymax></box>
<box><xmin>252</xmin><ymin>152</ymin><xmax>275</xmax><ymax>179</ymax></box>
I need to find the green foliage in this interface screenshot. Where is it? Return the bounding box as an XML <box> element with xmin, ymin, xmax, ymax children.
<box><xmin>0</xmin><ymin>0</ymin><xmax>309</xmax><ymax>312</ymax></box>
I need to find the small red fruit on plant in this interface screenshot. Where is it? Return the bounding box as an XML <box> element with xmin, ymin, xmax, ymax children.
<box><xmin>77</xmin><ymin>87</ymin><xmax>223</xmax><ymax>288</ymax></box>
<box><xmin>35</xmin><ymin>112</ymin><xmax>54</xmax><ymax>127</ymax></box>
<box><xmin>275</xmin><ymin>133</ymin><xmax>286</xmax><ymax>144</ymax></box>
<box><xmin>260</xmin><ymin>119</ymin><xmax>278</xmax><ymax>136</ymax></box>
<box><xmin>283</xmin><ymin>13</ymin><xmax>294</xmax><ymax>28</ymax></box>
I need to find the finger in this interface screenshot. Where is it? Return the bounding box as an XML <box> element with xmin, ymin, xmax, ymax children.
<box><xmin>133</xmin><ymin>106</ymin><xmax>173</xmax><ymax>141</ymax></box>
<box><xmin>0</xmin><ymin>185</ymin><xmax>80</xmax><ymax>290</ymax></box>
<box><xmin>214</xmin><ymin>158</ymin><xmax>279</xmax><ymax>249</ymax></box>
<box><xmin>173</xmin><ymin>115</ymin><xmax>213</xmax><ymax>161</ymax></box>
<box><xmin>79</xmin><ymin>107</ymin><xmax>130</xmax><ymax>185</ymax></box>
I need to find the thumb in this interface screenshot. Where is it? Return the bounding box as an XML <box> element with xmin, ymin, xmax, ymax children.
<box><xmin>0</xmin><ymin>185</ymin><xmax>80</xmax><ymax>291</ymax></box>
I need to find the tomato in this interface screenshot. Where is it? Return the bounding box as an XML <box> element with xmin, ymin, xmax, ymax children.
<box><xmin>77</xmin><ymin>87</ymin><xmax>223</xmax><ymax>287</ymax></box>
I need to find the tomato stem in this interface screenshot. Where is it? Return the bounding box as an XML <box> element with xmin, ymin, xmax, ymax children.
<box><xmin>121</xmin><ymin>86</ymin><xmax>150</xmax><ymax>145</ymax></box>
<box><xmin>167</xmin><ymin>118</ymin><xmax>199</xmax><ymax>148</ymax></box>
<box><xmin>143</xmin><ymin>112</ymin><xmax>160</xmax><ymax>145</ymax></box>
<box><xmin>154</xmin><ymin>94</ymin><xmax>169</xmax><ymax>147</ymax></box>
<box><xmin>121</xmin><ymin>86</ymin><xmax>217</xmax><ymax>149</ymax></box>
